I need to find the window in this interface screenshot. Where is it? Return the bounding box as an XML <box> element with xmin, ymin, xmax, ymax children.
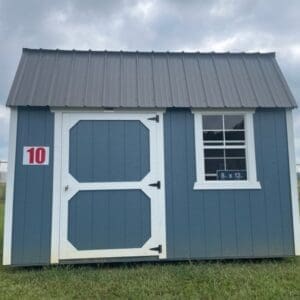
<box><xmin>203</xmin><ymin>114</ymin><xmax>246</xmax><ymax>181</ymax></box>
<box><xmin>193</xmin><ymin>111</ymin><xmax>261</xmax><ymax>190</ymax></box>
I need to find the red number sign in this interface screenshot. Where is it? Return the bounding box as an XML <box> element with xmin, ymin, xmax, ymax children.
<box><xmin>23</xmin><ymin>146</ymin><xmax>49</xmax><ymax>165</ymax></box>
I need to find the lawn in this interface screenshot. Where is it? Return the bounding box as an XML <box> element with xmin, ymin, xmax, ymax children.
<box><xmin>0</xmin><ymin>202</ymin><xmax>299</xmax><ymax>299</ymax></box>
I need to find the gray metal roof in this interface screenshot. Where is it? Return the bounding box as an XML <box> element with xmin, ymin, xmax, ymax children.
<box><xmin>6</xmin><ymin>48</ymin><xmax>297</xmax><ymax>108</ymax></box>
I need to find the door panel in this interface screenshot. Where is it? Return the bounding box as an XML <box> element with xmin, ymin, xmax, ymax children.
<box><xmin>59</xmin><ymin>112</ymin><xmax>166</xmax><ymax>260</ymax></box>
<box><xmin>69</xmin><ymin>120</ymin><xmax>150</xmax><ymax>182</ymax></box>
<box><xmin>68</xmin><ymin>190</ymin><xmax>151</xmax><ymax>250</ymax></box>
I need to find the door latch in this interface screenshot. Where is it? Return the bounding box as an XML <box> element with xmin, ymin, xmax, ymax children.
<box><xmin>147</xmin><ymin>115</ymin><xmax>159</xmax><ymax>122</ymax></box>
<box><xmin>149</xmin><ymin>181</ymin><xmax>161</xmax><ymax>189</ymax></box>
<box><xmin>150</xmin><ymin>245</ymin><xmax>162</xmax><ymax>253</ymax></box>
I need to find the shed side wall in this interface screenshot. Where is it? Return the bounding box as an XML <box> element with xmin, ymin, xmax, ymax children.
<box><xmin>11</xmin><ymin>107</ymin><xmax>54</xmax><ymax>265</ymax></box>
<box><xmin>164</xmin><ymin>108</ymin><xmax>294</xmax><ymax>259</ymax></box>
<box><xmin>9</xmin><ymin>107</ymin><xmax>294</xmax><ymax>265</ymax></box>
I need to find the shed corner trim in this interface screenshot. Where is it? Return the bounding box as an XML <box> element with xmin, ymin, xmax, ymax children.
<box><xmin>286</xmin><ymin>109</ymin><xmax>300</xmax><ymax>255</ymax></box>
<box><xmin>2</xmin><ymin>108</ymin><xmax>18</xmax><ymax>265</ymax></box>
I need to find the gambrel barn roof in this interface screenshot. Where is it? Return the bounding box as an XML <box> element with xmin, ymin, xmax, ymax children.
<box><xmin>6</xmin><ymin>48</ymin><xmax>297</xmax><ymax>108</ymax></box>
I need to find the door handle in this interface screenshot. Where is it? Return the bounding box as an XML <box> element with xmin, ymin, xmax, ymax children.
<box><xmin>149</xmin><ymin>181</ymin><xmax>161</xmax><ymax>189</ymax></box>
<box><xmin>64</xmin><ymin>185</ymin><xmax>69</xmax><ymax>191</ymax></box>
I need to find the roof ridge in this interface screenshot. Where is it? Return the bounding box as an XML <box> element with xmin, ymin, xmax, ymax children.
<box><xmin>22</xmin><ymin>48</ymin><xmax>276</xmax><ymax>56</ymax></box>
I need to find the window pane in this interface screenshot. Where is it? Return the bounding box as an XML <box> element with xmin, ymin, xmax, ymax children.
<box><xmin>203</xmin><ymin>115</ymin><xmax>223</xmax><ymax>130</ymax></box>
<box><xmin>225</xmin><ymin>115</ymin><xmax>244</xmax><ymax>129</ymax></box>
<box><xmin>225</xmin><ymin>131</ymin><xmax>245</xmax><ymax>141</ymax></box>
<box><xmin>201</xmin><ymin>114</ymin><xmax>250</xmax><ymax>182</ymax></box>
<box><xmin>205</xmin><ymin>158</ymin><xmax>224</xmax><ymax>174</ymax></box>
<box><xmin>204</xmin><ymin>149</ymin><xmax>224</xmax><ymax>158</ymax></box>
<box><xmin>226</xmin><ymin>158</ymin><xmax>246</xmax><ymax>170</ymax></box>
<box><xmin>203</xmin><ymin>131</ymin><xmax>224</xmax><ymax>142</ymax></box>
<box><xmin>225</xmin><ymin>149</ymin><xmax>245</xmax><ymax>158</ymax></box>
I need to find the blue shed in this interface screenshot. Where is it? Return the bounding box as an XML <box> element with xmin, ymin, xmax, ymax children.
<box><xmin>3</xmin><ymin>49</ymin><xmax>300</xmax><ymax>266</ymax></box>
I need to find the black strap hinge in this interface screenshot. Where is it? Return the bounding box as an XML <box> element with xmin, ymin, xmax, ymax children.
<box><xmin>150</xmin><ymin>245</ymin><xmax>162</xmax><ymax>253</ymax></box>
<box><xmin>149</xmin><ymin>181</ymin><xmax>161</xmax><ymax>189</ymax></box>
<box><xmin>147</xmin><ymin>115</ymin><xmax>159</xmax><ymax>122</ymax></box>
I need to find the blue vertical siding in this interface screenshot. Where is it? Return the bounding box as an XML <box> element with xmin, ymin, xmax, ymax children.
<box><xmin>164</xmin><ymin>108</ymin><xmax>294</xmax><ymax>259</ymax></box>
<box><xmin>10</xmin><ymin>107</ymin><xmax>294</xmax><ymax>265</ymax></box>
<box><xmin>11</xmin><ymin>107</ymin><xmax>54</xmax><ymax>265</ymax></box>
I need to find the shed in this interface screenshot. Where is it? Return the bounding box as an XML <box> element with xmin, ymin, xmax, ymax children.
<box><xmin>3</xmin><ymin>48</ymin><xmax>300</xmax><ymax>266</ymax></box>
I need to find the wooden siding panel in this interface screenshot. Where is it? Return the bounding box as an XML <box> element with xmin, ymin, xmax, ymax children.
<box><xmin>189</xmin><ymin>192</ymin><xmax>206</xmax><ymax>258</ymax></box>
<box><xmin>234</xmin><ymin>191</ymin><xmax>253</xmax><ymax>256</ymax></box>
<box><xmin>219</xmin><ymin>191</ymin><xmax>238</xmax><ymax>257</ymax></box>
<box><xmin>259</xmin><ymin>111</ymin><xmax>284</xmax><ymax>255</ymax></box>
<box><xmin>187</xmin><ymin>115</ymin><xmax>207</xmax><ymax>258</ymax></box>
<box><xmin>11</xmin><ymin>110</ymin><xmax>28</xmax><ymax>264</ymax></box>
<box><xmin>164</xmin><ymin>108</ymin><xmax>294</xmax><ymax>259</ymax></box>
<box><xmin>203</xmin><ymin>191</ymin><xmax>222</xmax><ymax>257</ymax></box>
<box><xmin>168</xmin><ymin>111</ymin><xmax>190</xmax><ymax>258</ymax></box>
<box><xmin>251</xmin><ymin>113</ymin><xmax>270</xmax><ymax>256</ymax></box>
<box><xmin>12</xmin><ymin>107</ymin><xmax>54</xmax><ymax>265</ymax></box>
<box><xmin>164</xmin><ymin>111</ymin><xmax>175</xmax><ymax>258</ymax></box>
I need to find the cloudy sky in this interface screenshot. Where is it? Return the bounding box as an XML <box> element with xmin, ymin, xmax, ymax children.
<box><xmin>0</xmin><ymin>0</ymin><xmax>299</xmax><ymax>161</ymax></box>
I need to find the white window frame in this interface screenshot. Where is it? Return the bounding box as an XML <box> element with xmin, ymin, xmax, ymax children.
<box><xmin>193</xmin><ymin>110</ymin><xmax>261</xmax><ymax>190</ymax></box>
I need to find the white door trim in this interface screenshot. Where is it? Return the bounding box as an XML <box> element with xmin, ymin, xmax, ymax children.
<box><xmin>51</xmin><ymin>110</ymin><xmax>166</xmax><ymax>262</ymax></box>
<box><xmin>50</xmin><ymin>111</ymin><xmax>63</xmax><ymax>264</ymax></box>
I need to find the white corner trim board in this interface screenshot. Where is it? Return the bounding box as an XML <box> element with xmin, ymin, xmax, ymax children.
<box><xmin>3</xmin><ymin>108</ymin><xmax>18</xmax><ymax>265</ymax></box>
<box><xmin>192</xmin><ymin>110</ymin><xmax>261</xmax><ymax>190</ymax></box>
<box><xmin>286</xmin><ymin>110</ymin><xmax>300</xmax><ymax>256</ymax></box>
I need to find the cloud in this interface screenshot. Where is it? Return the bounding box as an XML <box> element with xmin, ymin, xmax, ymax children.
<box><xmin>0</xmin><ymin>0</ymin><xmax>299</xmax><ymax>161</ymax></box>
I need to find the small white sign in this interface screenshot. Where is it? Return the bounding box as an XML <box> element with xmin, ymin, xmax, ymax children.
<box><xmin>23</xmin><ymin>146</ymin><xmax>49</xmax><ymax>165</ymax></box>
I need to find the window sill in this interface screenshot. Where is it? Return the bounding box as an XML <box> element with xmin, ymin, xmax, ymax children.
<box><xmin>193</xmin><ymin>181</ymin><xmax>262</xmax><ymax>190</ymax></box>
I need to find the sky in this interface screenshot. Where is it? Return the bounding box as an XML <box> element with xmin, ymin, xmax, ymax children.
<box><xmin>0</xmin><ymin>0</ymin><xmax>299</xmax><ymax>162</ymax></box>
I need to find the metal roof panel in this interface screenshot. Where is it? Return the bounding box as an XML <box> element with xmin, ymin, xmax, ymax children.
<box><xmin>226</xmin><ymin>55</ymin><xmax>258</xmax><ymax>107</ymax></box>
<box><xmin>137</xmin><ymin>53</ymin><xmax>155</xmax><ymax>107</ymax></box>
<box><xmin>6</xmin><ymin>49</ymin><xmax>297</xmax><ymax>108</ymax></box>
<box><xmin>152</xmin><ymin>54</ymin><xmax>172</xmax><ymax>107</ymax></box>
<box><xmin>212</xmin><ymin>55</ymin><xmax>242</xmax><ymax>107</ymax></box>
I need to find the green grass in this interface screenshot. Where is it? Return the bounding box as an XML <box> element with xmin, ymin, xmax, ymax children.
<box><xmin>0</xmin><ymin>203</ymin><xmax>299</xmax><ymax>298</ymax></box>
